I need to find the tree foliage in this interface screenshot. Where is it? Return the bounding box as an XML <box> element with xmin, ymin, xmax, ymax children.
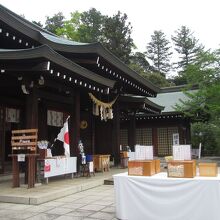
<box><xmin>175</xmin><ymin>48</ymin><xmax>220</xmax><ymax>152</ymax></box>
<box><xmin>78</xmin><ymin>8</ymin><xmax>106</xmax><ymax>43</ymax></box>
<box><xmin>130</xmin><ymin>52</ymin><xmax>153</xmax><ymax>72</ymax></box>
<box><xmin>143</xmin><ymin>72</ymin><xmax>173</xmax><ymax>87</ymax></box>
<box><xmin>55</xmin><ymin>9</ymin><xmax>134</xmax><ymax>64</ymax></box>
<box><xmin>129</xmin><ymin>52</ymin><xmax>172</xmax><ymax>87</ymax></box>
<box><xmin>146</xmin><ymin>30</ymin><xmax>172</xmax><ymax>76</ymax></box>
<box><xmin>45</xmin><ymin>12</ymin><xmax>65</xmax><ymax>34</ymax></box>
<box><xmin>101</xmin><ymin>11</ymin><xmax>134</xmax><ymax>63</ymax></box>
<box><xmin>172</xmin><ymin>26</ymin><xmax>204</xmax><ymax>71</ymax></box>
<box><xmin>57</xmin><ymin>9</ymin><xmax>105</xmax><ymax>43</ymax></box>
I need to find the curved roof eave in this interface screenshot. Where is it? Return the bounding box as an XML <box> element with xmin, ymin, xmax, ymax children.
<box><xmin>0</xmin><ymin>45</ymin><xmax>116</xmax><ymax>88</ymax></box>
<box><xmin>120</xmin><ymin>95</ymin><xmax>164</xmax><ymax>112</ymax></box>
<box><xmin>40</xmin><ymin>33</ymin><xmax>160</xmax><ymax>94</ymax></box>
<box><xmin>0</xmin><ymin>4</ymin><xmax>160</xmax><ymax>94</ymax></box>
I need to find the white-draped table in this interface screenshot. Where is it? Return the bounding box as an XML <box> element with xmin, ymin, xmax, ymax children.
<box><xmin>113</xmin><ymin>172</ymin><xmax>220</xmax><ymax>220</ymax></box>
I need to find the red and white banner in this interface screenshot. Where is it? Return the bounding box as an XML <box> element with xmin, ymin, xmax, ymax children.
<box><xmin>57</xmin><ymin>119</ymin><xmax>70</xmax><ymax>157</ymax></box>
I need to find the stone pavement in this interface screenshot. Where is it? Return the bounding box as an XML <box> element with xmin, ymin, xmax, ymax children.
<box><xmin>0</xmin><ymin>168</ymin><xmax>124</xmax><ymax>205</ymax></box>
<box><xmin>1</xmin><ymin>157</ymin><xmax>220</xmax><ymax>219</ymax></box>
<box><xmin>0</xmin><ymin>184</ymin><xmax>117</xmax><ymax>220</ymax></box>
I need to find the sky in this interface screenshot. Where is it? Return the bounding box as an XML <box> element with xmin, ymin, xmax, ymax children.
<box><xmin>0</xmin><ymin>0</ymin><xmax>220</xmax><ymax>53</ymax></box>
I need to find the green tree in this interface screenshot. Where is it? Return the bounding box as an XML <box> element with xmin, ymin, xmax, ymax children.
<box><xmin>56</xmin><ymin>11</ymin><xmax>81</xmax><ymax>40</ymax></box>
<box><xmin>175</xmin><ymin>49</ymin><xmax>220</xmax><ymax>153</ymax></box>
<box><xmin>130</xmin><ymin>52</ymin><xmax>153</xmax><ymax>72</ymax></box>
<box><xmin>145</xmin><ymin>30</ymin><xmax>172</xmax><ymax>76</ymax></box>
<box><xmin>45</xmin><ymin>12</ymin><xmax>65</xmax><ymax>34</ymax></box>
<box><xmin>102</xmin><ymin>11</ymin><xmax>135</xmax><ymax>64</ymax></box>
<box><xmin>57</xmin><ymin>9</ymin><xmax>106</xmax><ymax>43</ymax></box>
<box><xmin>172</xmin><ymin>26</ymin><xmax>204</xmax><ymax>71</ymax></box>
<box><xmin>77</xmin><ymin>8</ymin><xmax>106</xmax><ymax>43</ymax></box>
<box><xmin>57</xmin><ymin>9</ymin><xmax>134</xmax><ymax>64</ymax></box>
<box><xmin>144</xmin><ymin>72</ymin><xmax>172</xmax><ymax>87</ymax></box>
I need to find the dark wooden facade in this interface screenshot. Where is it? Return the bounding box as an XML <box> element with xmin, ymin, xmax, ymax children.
<box><xmin>0</xmin><ymin>5</ymin><xmax>190</xmax><ymax>173</ymax></box>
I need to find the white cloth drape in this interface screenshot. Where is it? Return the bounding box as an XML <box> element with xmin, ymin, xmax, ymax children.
<box><xmin>114</xmin><ymin>172</ymin><xmax>220</xmax><ymax>220</ymax></box>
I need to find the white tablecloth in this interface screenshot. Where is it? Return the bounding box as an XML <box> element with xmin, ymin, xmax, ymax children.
<box><xmin>113</xmin><ymin>172</ymin><xmax>220</xmax><ymax>220</ymax></box>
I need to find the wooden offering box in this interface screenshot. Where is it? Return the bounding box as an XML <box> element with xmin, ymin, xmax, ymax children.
<box><xmin>199</xmin><ymin>163</ymin><xmax>218</xmax><ymax>177</ymax></box>
<box><xmin>167</xmin><ymin>160</ymin><xmax>196</xmax><ymax>178</ymax></box>
<box><xmin>155</xmin><ymin>159</ymin><xmax>161</xmax><ymax>174</ymax></box>
<box><xmin>128</xmin><ymin>159</ymin><xmax>160</xmax><ymax>176</ymax></box>
<box><xmin>93</xmin><ymin>155</ymin><xmax>110</xmax><ymax>172</ymax></box>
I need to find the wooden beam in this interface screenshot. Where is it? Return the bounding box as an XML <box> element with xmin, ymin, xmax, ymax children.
<box><xmin>36</xmin><ymin>89</ymin><xmax>73</xmax><ymax>104</ymax></box>
<box><xmin>72</xmin><ymin>58</ymin><xmax>97</xmax><ymax>64</ymax></box>
<box><xmin>0</xmin><ymin>61</ymin><xmax>50</xmax><ymax>72</ymax></box>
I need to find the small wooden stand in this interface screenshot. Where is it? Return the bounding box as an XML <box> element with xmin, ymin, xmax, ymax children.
<box><xmin>10</xmin><ymin>129</ymin><xmax>38</xmax><ymax>188</ymax></box>
<box><xmin>9</xmin><ymin>154</ymin><xmax>38</xmax><ymax>188</ymax></box>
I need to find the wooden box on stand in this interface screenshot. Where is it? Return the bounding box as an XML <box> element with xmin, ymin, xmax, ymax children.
<box><xmin>199</xmin><ymin>162</ymin><xmax>218</xmax><ymax>177</ymax></box>
<box><xmin>167</xmin><ymin>160</ymin><xmax>196</xmax><ymax>178</ymax></box>
<box><xmin>128</xmin><ymin>159</ymin><xmax>160</xmax><ymax>176</ymax></box>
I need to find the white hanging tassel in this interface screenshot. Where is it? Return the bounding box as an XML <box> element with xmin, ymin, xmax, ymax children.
<box><xmin>109</xmin><ymin>108</ymin><xmax>113</xmax><ymax>119</ymax></box>
<box><xmin>106</xmin><ymin>108</ymin><xmax>109</xmax><ymax>120</ymax></box>
<box><xmin>103</xmin><ymin>107</ymin><xmax>107</xmax><ymax>121</ymax></box>
<box><xmin>95</xmin><ymin>104</ymin><xmax>99</xmax><ymax>116</ymax></box>
<box><xmin>100</xmin><ymin>106</ymin><xmax>104</xmax><ymax>120</ymax></box>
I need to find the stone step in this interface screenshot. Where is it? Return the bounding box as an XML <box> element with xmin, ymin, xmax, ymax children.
<box><xmin>104</xmin><ymin>178</ymin><xmax>114</xmax><ymax>185</ymax></box>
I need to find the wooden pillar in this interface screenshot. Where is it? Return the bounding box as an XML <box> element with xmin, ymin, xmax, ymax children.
<box><xmin>112</xmin><ymin>101</ymin><xmax>120</xmax><ymax>165</ymax></box>
<box><xmin>11</xmin><ymin>155</ymin><xmax>20</xmax><ymax>187</ymax></box>
<box><xmin>25</xmin><ymin>88</ymin><xmax>38</xmax><ymax>128</ymax></box>
<box><xmin>69</xmin><ymin>90</ymin><xmax>80</xmax><ymax>157</ymax></box>
<box><xmin>91</xmin><ymin>115</ymin><xmax>95</xmax><ymax>154</ymax></box>
<box><xmin>24</xmin><ymin>88</ymin><xmax>38</xmax><ymax>184</ymax></box>
<box><xmin>0</xmin><ymin>107</ymin><xmax>5</xmax><ymax>173</ymax></box>
<box><xmin>128</xmin><ymin>113</ymin><xmax>136</xmax><ymax>151</ymax></box>
<box><xmin>38</xmin><ymin>101</ymin><xmax>47</xmax><ymax>140</ymax></box>
<box><xmin>152</xmin><ymin>127</ymin><xmax>158</xmax><ymax>156</ymax></box>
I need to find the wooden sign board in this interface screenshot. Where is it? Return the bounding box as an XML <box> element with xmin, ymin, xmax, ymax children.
<box><xmin>172</xmin><ymin>145</ymin><xmax>192</xmax><ymax>161</ymax></box>
<box><xmin>135</xmin><ymin>145</ymin><xmax>153</xmax><ymax>160</ymax></box>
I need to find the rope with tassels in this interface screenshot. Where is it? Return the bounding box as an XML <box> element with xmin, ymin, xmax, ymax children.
<box><xmin>88</xmin><ymin>93</ymin><xmax>119</xmax><ymax>121</ymax></box>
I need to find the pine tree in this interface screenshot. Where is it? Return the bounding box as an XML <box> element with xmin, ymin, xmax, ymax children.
<box><xmin>145</xmin><ymin>30</ymin><xmax>172</xmax><ymax>76</ymax></box>
<box><xmin>172</xmin><ymin>26</ymin><xmax>204</xmax><ymax>71</ymax></box>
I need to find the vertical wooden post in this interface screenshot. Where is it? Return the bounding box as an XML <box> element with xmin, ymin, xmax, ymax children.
<box><xmin>152</xmin><ymin>127</ymin><xmax>158</xmax><ymax>156</ymax></box>
<box><xmin>0</xmin><ymin>107</ymin><xmax>5</xmax><ymax>173</ymax></box>
<box><xmin>70</xmin><ymin>90</ymin><xmax>80</xmax><ymax>157</ymax></box>
<box><xmin>24</xmin><ymin>88</ymin><xmax>38</xmax><ymax>184</ymax></box>
<box><xmin>25</xmin><ymin>88</ymin><xmax>38</xmax><ymax>128</ymax></box>
<box><xmin>128</xmin><ymin>113</ymin><xmax>136</xmax><ymax>151</ymax></box>
<box><xmin>27</xmin><ymin>155</ymin><xmax>36</xmax><ymax>188</ymax></box>
<box><xmin>91</xmin><ymin>115</ymin><xmax>95</xmax><ymax>154</ymax></box>
<box><xmin>11</xmin><ymin>155</ymin><xmax>20</xmax><ymax>187</ymax></box>
<box><xmin>112</xmin><ymin>101</ymin><xmax>120</xmax><ymax>165</ymax></box>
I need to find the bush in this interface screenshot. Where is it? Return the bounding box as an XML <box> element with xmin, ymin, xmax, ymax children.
<box><xmin>191</xmin><ymin>122</ymin><xmax>220</xmax><ymax>156</ymax></box>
